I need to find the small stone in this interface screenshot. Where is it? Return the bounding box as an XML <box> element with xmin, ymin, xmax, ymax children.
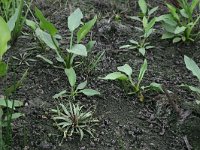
<box><xmin>90</xmin><ymin>141</ymin><xmax>95</xmax><ymax>147</ymax></box>
<box><xmin>80</xmin><ymin>146</ymin><xmax>86</xmax><ymax>150</ymax></box>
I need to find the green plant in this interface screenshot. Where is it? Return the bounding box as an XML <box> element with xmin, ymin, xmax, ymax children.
<box><xmin>101</xmin><ymin>60</ymin><xmax>163</xmax><ymax>102</ymax></box>
<box><xmin>51</xmin><ymin>102</ymin><xmax>98</xmax><ymax>141</ymax></box>
<box><xmin>158</xmin><ymin>0</ymin><xmax>200</xmax><ymax>43</ymax></box>
<box><xmin>1</xmin><ymin>0</ymin><xmax>31</xmax><ymax>42</ymax></box>
<box><xmin>27</xmin><ymin>7</ymin><xmax>97</xmax><ymax>70</ymax></box>
<box><xmin>120</xmin><ymin>0</ymin><xmax>157</xmax><ymax>56</ymax></box>
<box><xmin>53</xmin><ymin>70</ymin><xmax>100</xmax><ymax>100</ymax></box>
<box><xmin>181</xmin><ymin>55</ymin><xmax>200</xmax><ymax>104</ymax></box>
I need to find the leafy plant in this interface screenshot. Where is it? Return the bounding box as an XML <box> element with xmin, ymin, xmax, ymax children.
<box><xmin>101</xmin><ymin>60</ymin><xmax>163</xmax><ymax>102</ymax></box>
<box><xmin>120</xmin><ymin>0</ymin><xmax>157</xmax><ymax>56</ymax></box>
<box><xmin>1</xmin><ymin>0</ymin><xmax>30</xmax><ymax>42</ymax></box>
<box><xmin>51</xmin><ymin>102</ymin><xmax>98</xmax><ymax>141</ymax></box>
<box><xmin>53</xmin><ymin>69</ymin><xmax>100</xmax><ymax>100</ymax></box>
<box><xmin>158</xmin><ymin>0</ymin><xmax>200</xmax><ymax>43</ymax></box>
<box><xmin>181</xmin><ymin>55</ymin><xmax>200</xmax><ymax>104</ymax></box>
<box><xmin>27</xmin><ymin>7</ymin><xmax>97</xmax><ymax>70</ymax></box>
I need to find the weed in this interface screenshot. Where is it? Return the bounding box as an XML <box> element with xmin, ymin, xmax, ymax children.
<box><xmin>51</xmin><ymin>102</ymin><xmax>98</xmax><ymax>141</ymax></box>
<box><xmin>101</xmin><ymin>60</ymin><xmax>163</xmax><ymax>102</ymax></box>
<box><xmin>120</xmin><ymin>0</ymin><xmax>157</xmax><ymax>56</ymax></box>
<box><xmin>158</xmin><ymin>0</ymin><xmax>200</xmax><ymax>43</ymax></box>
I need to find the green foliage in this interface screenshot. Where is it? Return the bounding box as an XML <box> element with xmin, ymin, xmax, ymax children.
<box><xmin>158</xmin><ymin>0</ymin><xmax>200</xmax><ymax>43</ymax></box>
<box><xmin>27</xmin><ymin>7</ymin><xmax>97</xmax><ymax>69</ymax></box>
<box><xmin>53</xmin><ymin>76</ymin><xmax>100</xmax><ymax>100</ymax></box>
<box><xmin>120</xmin><ymin>0</ymin><xmax>157</xmax><ymax>56</ymax></box>
<box><xmin>0</xmin><ymin>17</ymin><xmax>11</xmax><ymax>77</ymax></box>
<box><xmin>101</xmin><ymin>60</ymin><xmax>163</xmax><ymax>102</ymax></box>
<box><xmin>181</xmin><ymin>56</ymin><xmax>200</xmax><ymax>104</ymax></box>
<box><xmin>51</xmin><ymin>103</ymin><xmax>98</xmax><ymax>141</ymax></box>
<box><xmin>0</xmin><ymin>0</ymin><xmax>28</xmax><ymax>41</ymax></box>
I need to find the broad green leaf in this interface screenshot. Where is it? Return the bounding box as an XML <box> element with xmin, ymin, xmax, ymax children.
<box><xmin>174</xmin><ymin>26</ymin><xmax>186</xmax><ymax>34</ymax></box>
<box><xmin>26</xmin><ymin>19</ymin><xmax>37</xmax><ymax>30</ymax></box>
<box><xmin>180</xmin><ymin>9</ymin><xmax>189</xmax><ymax>18</ymax></box>
<box><xmin>35</xmin><ymin>28</ymin><xmax>58</xmax><ymax>50</ymax></box>
<box><xmin>77</xmin><ymin>15</ymin><xmax>97</xmax><ymax>43</ymax></box>
<box><xmin>139</xmin><ymin>47</ymin><xmax>145</xmax><ymax>56</ymax></box>
<box><xmin>173</xmin><ymin>37</ymin><xmax>182</xmax><ymax>43</ymax></box>
<box><xmin>0</xmin><ymin>61</ymin><xmax>7</xmax><ymax>77</ymax></box>
<box><xmin>117</xmin><ymin>64</ymin><xmax>132</xmax><ymax>76</ymax></box>
<box><xmin>184</xmin><ymin>55</ymin><xmax>200</xmax><ymax>81</ymax></box>
<box><xmin>36</xmin><ymin>55</ymin><xmax>53</xmax><ymax>65</ymax></box>
<box><xmin>138</xmin><ymin>59</ymin><xmax>147</xmax><ymax>82</ymax></box>
<box><xmin>0</xmin><ymin>17</ymin><xmax>11</xmax><ymax>61</ymax></box>
<box><xmin>68</xmin><ymin>8</ymin><xmax>83</xmax><ymax>32</ymax></box>
<box><xmin>162</xmin><ymin>32</ymin><xmax>175</xmax><ymax>39</ymax></box>
<box><xmin>138</xmin><ymin>0</ymin><xmax>147</xmax><ymax>14</ymax></box>
<box><xmin>77</xmin><ymin>80</ymin><xmax>87</xmax><ymax>90</ymax></box>
<box><xmin>65</xmin><ymin>67</ymin><xmax>76</xmax><ymax>87</ymax></box>
<box><xmin>148</xmin><ymin>82</ymin><xmax>164</xmax><ymax>92</ymax></box>
<box><xmin>35</xmin><ymin>7</ymin><xmax>58</xmax><ymax>36</ymax></box>
<box><xmin>101</xmin><ymin>72</ymin><xmax>128</xmax><ymax>80</ymax></box>
<box><xmin>67</xmin><ymin>44</ymin><xmax>87</xmax><ymax>56</ymax></box>
<box><xmin>79</xmin><ymin>89</ymin><xmax>100</xmax><ymax>96</ymax></box>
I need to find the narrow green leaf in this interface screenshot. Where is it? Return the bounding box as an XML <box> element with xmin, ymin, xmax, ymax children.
<box><xmin>138</xmin><ymin>0</ymin><xmax>147</xmax><ymax>14</ymax></box>
<box><xmin>79</xmin><ymin>89</ymin><xmax>100</xmax><ymax>96</ymax></box>
<box><xmin>77</xmin><ymin>15</ymin><xmax>97</xmax><ymax>43</ymax></box>
<box><xmin>0</xmin><ymin>61</ymin><xmax>7</xmax><ymax>77</ymax></box>
<box><xmin>101</xmin><ymin>72</ymin><xmax>128</xmax><ymax>80</ymax></box>
<box><xmin>36</xmin><ymin>55</ymin><xmax>53</xmax><ymax>65</ymax></box>
<box><xmin>138</xmin><ymin>59</ymin><xmax>147</xmax><ymax>82</ymax></box>
<box><xmin>0</xmin><ymin>17</ymin><xmax>11</xmax><ymax>61</ymax></box>
<box><xmin>184</xmin><ymin>55</ymin><xmax>200</xmax><ymax>81</ymax></box>
<box><xmin>35</xmin><ymin>7</ymin><xmax>58</xmax><ymax>36</ymax></box>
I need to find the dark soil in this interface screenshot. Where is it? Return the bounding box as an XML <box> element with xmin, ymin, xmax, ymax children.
<box><xmin>1</xmin><ymin>0</ymin><xmax>200</xmax><ymax>150</ymax></box>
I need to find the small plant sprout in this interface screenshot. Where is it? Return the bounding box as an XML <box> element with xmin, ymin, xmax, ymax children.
<box><xmin>101</xmin><ymin>60</ymin><xmax>163</xmax><ymax>102</ymax></box>
<box><xmin>51</xmin><ymin>102</ymin><xmax>98</xmax><ymax>141</ymax></box>
<box><xmin>120</xmin><ymin>0</ymin><xmax>157</xmax><ymax>56</ymax></box>
<box><xmin>181</xmin><ymin>56</ymin><xmax>200</xmax><ymax>104</ymax></box>
<box><xmin>27</xmin><ymin>7</ymin><xmax>97</xmax><ymax>70</ymax></box>
<box><xmin>158</xmin><ymin>0</ymin><xmax>200</xmax><ymax>43</ymax></box>
<box><xmin>53</xmin><ymin>69</ymin><xmax>100</xmax><ymax>100</ymax></box>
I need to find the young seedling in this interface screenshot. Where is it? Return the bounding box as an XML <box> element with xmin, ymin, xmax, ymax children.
<box><xmin>181</xmin><ymin>55</ymin><xmax>200</xmax><ymax>104</ymax></box>
<box><xmin>53</xmin><ymin>68</ymin><xmax>100</xmax><ymax>100</ymax></box>
<box><xmin>26</xmin><ymin>7</ymin><xmax>97</xmax><ymax>70</ymax></box>
<box><xmin>51</xmin><ymin>102</ymin><xmax>98</xmax><ymax>141</ymax></box>
<box><xmin>120</xmin><ymin>0</ymin><xmax>157</xmax><ymax>56</ymax></box>
<box><xmin>101</xmin><ymin>60</ymin><xmax>163</xmax><ymax>102</ymax></box>
<box><xmin>158</xmin><ymin>0</ymin><xmax>200</xmax><ymax>43</ymax></box>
